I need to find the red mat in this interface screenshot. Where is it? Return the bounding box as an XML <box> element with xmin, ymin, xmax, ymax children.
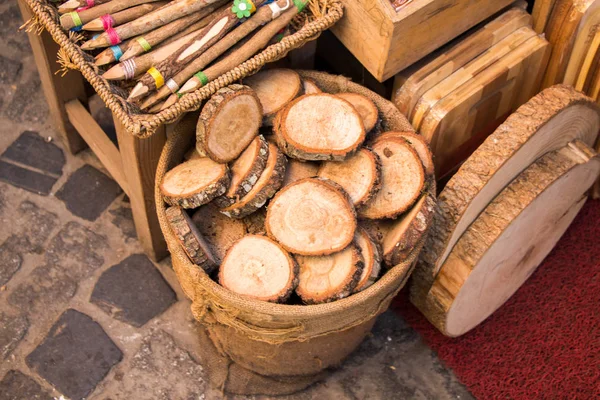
<box><xmin>394</xmin><ymin>199</ymin><xmax>600</xmax><ymax>400</ymax></box>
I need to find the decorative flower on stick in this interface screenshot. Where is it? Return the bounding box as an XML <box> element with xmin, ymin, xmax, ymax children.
<box><xmin>232</xmin><ymin>0</ymin><xmax>256</xmax><ymax>19</ymax></box>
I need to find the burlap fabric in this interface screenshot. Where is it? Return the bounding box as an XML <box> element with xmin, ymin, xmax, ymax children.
<box><xmin>22</xmin><ymin>0</ymin><xmax>343</xmax><ymax>138</ymax></box>
<box><xmin>155</xmin><ymin>71</ymin><xmax>433</xmax><ymax>395</ymax></box>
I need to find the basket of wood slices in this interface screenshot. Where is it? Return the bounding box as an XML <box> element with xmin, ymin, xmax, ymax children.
<box><xmin>155</xmin><ymin>69</ymin><xmax>436</xmax><ymax>395</ymax></box>
<box><xmin>26</xmin><ymin>0</ymin><xmax>342</xmax><ymax>137</ymax></box>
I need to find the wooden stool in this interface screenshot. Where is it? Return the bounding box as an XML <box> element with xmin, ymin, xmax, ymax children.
<box><xmin>18</xmin><ymin>0</ymin><xmax>168</xmax><ymax>261</ymax></box>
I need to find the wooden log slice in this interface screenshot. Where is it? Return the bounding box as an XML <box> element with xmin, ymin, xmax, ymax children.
<box><xmin>219</xmin><ymin>235</ymin><xmax>299</xmax><ymax>303</ymax></box>
<box><xmin>381</xmin><ymin>189</ymin><xmax>436</xmax><ymax>267</ymax></box>
<box><xmin>302</xmin><ymin>79</ymin><xmax>321</xmax><ymax>94</ymax></box>
<box><xmin>273</xmin><ymin>94</ymin><xmax>366</xmax><ymax>161</ymax></box>
<box><xmin>165</xmin><ymin>206</ymin><xmax>217</xmax><ymax>272</ymax></box>
<box><xmin>372</xmin><ymin>131</ymin><xmax>435</xmax><ymax>176</ymax></box>
<box><xmin>197</xmin><ymin>84</ymin><xmax>262</xmax><ymax>163</ymax></box>
<box><xmin>243</xmin><ymin>69</ymin><xmax>302</xmax><ymax>125</ymax></box>
<box><xmin>266</xmin><ymin>178</ymin><xmax>357</xmax><ymax>256</ymax></box>
<box><xmin>359</xmin><ymin>138</ymin><xmax>425</xmax><ymax>220</ymax></box>
<box><xmin>282</xmin><ymin>159</ymin><xmax>320</xmax><ymax>187</ymax></box>
<box><xmin>295</xmin><ymin>244</ymin><xmax>364</xmax><ymax>304</ymax></box>
<box><xmin>191</xmin><ymin>204</ymin><xmax>246</xmax><ymax>263</ymax></box>
<box><xmin>214</xmin><ymin>135</ymin><xmax>269</xmax><ymax>208</ymax></box>
<box><xmin>336</xmin><ymin>92</ymin><xmax>379</xmax><ymax>133</ymax></box>
<box><xmin>353</xmin><ymin>227</ymin><xmax>382</xmax><ymax>292</ymax></box>
<box><xmin>160</xmin><ymin>158</ymin><xmax>230</xmax><ymax>208</ymax></box>
<box><xmin>414</xmin><ymin>85</ymin><xmax>600</xmax><ymax>296</ymax></box>
<box><xmin>220</xmin><ymin>143</ymin><xmax>287</xmax><ymax>219</ymax></box>
<box><xmin>242</xmin><ymin>208</ymin><xmax>267</xmax><ymax>235</ymax></box>
<box><xmin>317</xmin><ymin>148</ymin><xmax>382</xmax><ymax>207</ymax></box>
<box><xmin>412</xmin><ymin>141</ymin><xmax>600</xmax><ymax>337</ymax></box>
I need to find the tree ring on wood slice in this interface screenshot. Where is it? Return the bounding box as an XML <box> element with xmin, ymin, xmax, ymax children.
<box><xmin>160</xmin><ymin>158</ymin><xmax>230</xmax><ymax>209</ymax></box>
<box><xmin>244</xmin><ymin>68</ymin><xmax>302</xmax><ymax>126</ymax></box>
<box><xmin>214</xmin><ymin>135</ymin><xmax>270</xmax><ymax>208</ymax></box>
<box><xmin>165</xmin><ymin>206</ymin><xmax>217</xmax><ymax>272</ymax></box>
<box><xmin>282</xmin><ymin>159</ymin><xmax>320</xmax><ymax>187</ymax></box>
<box><xmin>412</xmin><ymin>141</ymin><xmax>600</xmax><ymax>337</ymax></box>
<box><xmin>220</xmin><ymin>143</ymin><xmax>287</xmax><ymax>219</ymax></box>
<box><xmin>373</xmin><ymin>131</ymin><xmax>435</xmax><ymax>176</ymax></box>
<box><xmin>266</xmin><ymin>177</ymin><xmax>357</xmax><ymax>256</ymax></box>
<box><xmin>381</xmin><ymin>187</ymin><xmax>436</xmax><ymax>267</ymax></box>
<box><xmin>317</xmin><ymin>148</ymin><xmax>382</xmax><ymax>207</ymax></box>
<box><xmin>302</xmin><ymin>79</ymin><xmax>321</xmax><ymax>94</ymax></box>
<box><xmin>191</xmin><ymin>204</ymin><xmax>246</xmax><ymax>263</ymax></box>
<box><xmin>336</xmin><ymin>92</ymin><xmax>380</xmax><ymax>133</ymax></box>
<box><xmin>219</xmin><ymin>235</ymin><xmax>299</xmax><ymax>303</ymax></box>
<box><xmin>359</xmin><ymin>137</ymin><xmax>425</xmax><ymax>219</ymax></box>
<box><xmin>197</xmin><ymin>84</ymin><xmax>262</xmax><ymax>163</ymax></box>
<box><xmin>273</xmin><ymin>94</ymin><xmax>366</xmax><ymax>161</ymax></box>
<box><xmin>353</xmin><ymin>227</ymin><xmax>382</xmax><ymax>292</ymax></box>
<box><xmin>416</xmin><ymin>85</ymin><xmax>600</xmax><ymax>294</ymax></box>
<box><xmin>295</xmin><ymin>243</ymin><xmax>364</xmax><ymax>304</ymax></box>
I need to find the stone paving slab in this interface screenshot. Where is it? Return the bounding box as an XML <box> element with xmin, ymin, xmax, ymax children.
<box><xmin>0</xmin><ymin>160</ymin><xmax>57</xmax><ymax>195</ymax></box>
<box><xmin>0</xmin><ymin>370</ymin><xmax>52</xmax><ymax>400</ymax></box>
<box><xmin>1</xmin><ymin>131</ymin><xmax>64</xmax><ymax>177</ymax></box>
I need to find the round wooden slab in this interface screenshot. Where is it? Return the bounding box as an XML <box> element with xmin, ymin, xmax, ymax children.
<box><xmin>353</xmin><ymin>227</ymin><xmax>382</xmax><ymax>292</ymax></box>
<box><xmin>266</xmin><ymin>178</ymin><xmax>357</xmax><ymax>256</ymax></box>
<box><xmin>191</xmin><ymin>204</ymin><xmax>247</xmax><ymax>263</ymax></box>
<box><xmin>373</xmin><ymin>131</ymin><xmax>435</xmax><ymax>176</ymax></box>
<box><xmin>244</xmin><ymin>68</ymin><xmax>302</xmax><ymax>125</ymax></box>
<box><xmin>337</xmin><ymin>92</ymin><xmax>380</xmax><ymax>132</ymax></box>
<box><xmin>274</xmin><ymin>94</ymin><xmax>366</xmax><ymax>161</ymax></box>
<box><xmin>219</xmin><ymin>235</ymin><xmax>299</xmax><ymax>303</ymax></box>
<box><xmin>318</xmin><ymin>148</ymin><xmax>382</xmax><ymax>207</ymax></box>
<box><xmin>302</xmin><ymin>79</ymin><xmax>321</xmax><ymax>94</ymax></box>
<box><xmin>412</xmin><ymin>141</ymin><xmax>600</xmax><ymax>337</ymax></box>
<box><xmin>414</xmin><ymin>85</ymin><xmax>600</xmax><ymax>293</ymax></box>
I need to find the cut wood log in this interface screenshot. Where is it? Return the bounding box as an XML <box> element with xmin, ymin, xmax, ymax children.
<box><xmin>165</xmin><ymin>206</ymin><xmax>217</xmax><ymax>271</ymax></box>
<box><xmin>359</xmin><ymin>137</ymin><xmax>425</xmax><ymax>220</ymax></box>
<box><xmin>220</xmin><ymin>143</ymin><xmax>287</xmax><ymax>219</ymax></box>
<box><xmin>353</xmin><ymin>227</ymin><xmax>382</xmax><ymax>292</ymax></box>
<box><xmin>419</xmin><ymin>35</ymin><xmax>550</xmax><ymax>177</ymax></box>
<box><xmin>317</xmin><ymin>148</ymin><xmax>382</xmax><ymax>207</ymax></box>
<box><xmin>381</xmin><ymin>189</ymin><xmax>436</xmax><ymax>267</ymax></box>
<box><xmin>191</xmin><ymin>204</ymin><xmax>247</xmax><ymax>262</ymax></box>
<box><xmin>82</xmin><ymin>2</ymin><xmax>167</xmax><ymax>31</ymax></box>
<box><xmin>392</xmin><ymin>7</ymin><xmax>532</xmax><ymax>117</ymax></box>
<box><xmin>412</xmin><ymin>140</ymin><xmax>600</xmax><ymax>337</ymax></box>
<box><xmin>243</xmin><ymin>69</ymin><xmax>303</xmax><ymax>125</ymax></box>
<box><xmin>295</xmin><ymin>244</ymin><xmax>364</xmax><ymax>304</ymax></box>
<box><xmin>219</xmin><ymin>235</ymin><xmax>299</xmax><ymax>303</ymax></box>
<box><xmin>282</xmin><ymin>159</ymin><xmax>320</xmax><ymax>187</ymax></box>
<box><xmin>197</xmin><ymin>84</ymin><xmax>262</xmax><ymax>163</ymax></box>
<box><xmin>358</xmin><ymin>219</ymin><xmax>390</xmax><ymax>249</ymax></box>
<box><xmin>336</xmin><ymin>92</ymin><xmax>379</xmax><ymax>133</ymax></box>
<box><xmin>372</xmin><ymin>131</ymin><xmax>434</xmax><ymax>177</ymax></box>
<box><xmin>274</xmin><ymin>94</ymin><xmax>366</xmax><ymax>161</ymax></box>
<box><xmin>302</xmin><ymin>79</ymin><xmax>321</xmax><ymax>94</ymax></box>
<box><xmin>266</xmin><ymin>178</ymin><xmax>357</xmax><ymax>256</ymax></box>
<box><xmin>160</xmin><ymin>158</ymin><xmax>230</xmax><ymax>209</ymax></box>
<box><xmin>214</xmin><ymin>135</ymin><xmax>269</xmax><ymax>208</ymax></box>
<box><xmin>413</xmin><ymin>85</ymin><xmax>600</xmax><ymax>300</ymax></box>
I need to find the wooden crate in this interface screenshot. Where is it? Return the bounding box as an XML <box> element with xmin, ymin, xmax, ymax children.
<box><xmin>330</xmin><ymin>0</ymin><xmax>516</xmax><ymax>82</ymax></box>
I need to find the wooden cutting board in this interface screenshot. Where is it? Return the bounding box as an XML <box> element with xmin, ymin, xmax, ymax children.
<box><xmin>532</xmin><ymin>0</ymin><xmax>558</xmax><ymax>33</ymax></box>
<box><xmin>410</xmin><ymin>85</ymin><xmax>600</xmax><ymax>303</ymax></box>
<box><xmin>411</xmin><ymin>140</ymin><xmax>600</xmax><ymax>337</ymax></box>
<box><xmin>563</xmin><ymin>1</ymin><xmax>600</xmax><ymax>86</ymax></box>
<box><xmin>392</xmin><ymin>6</ymin><xmax>532</xmax><ymax>117</ymax></box>
<box><xmin>419</xmin><ymin>35</ymin><xmax>551</xmax><ymax>177</ymax></box>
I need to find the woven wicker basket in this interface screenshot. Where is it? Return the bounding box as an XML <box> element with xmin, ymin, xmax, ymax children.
<box><xmin>22</xmin><ymin>0</ymin><xmax>343</xmax><ymax>137</ymax></box>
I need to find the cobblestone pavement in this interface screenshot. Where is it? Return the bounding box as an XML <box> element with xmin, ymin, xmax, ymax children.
<box><xmin>0</xmin><ymin>3</ymin><xmax>473</xmax><ymax>399</ymax></box>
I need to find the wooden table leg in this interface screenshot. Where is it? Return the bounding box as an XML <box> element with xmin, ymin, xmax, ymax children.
<box><xmin>17</xmin><ymin>0</ymin><xmax>88</xmax><ymax>155</ymax></box>
<box><xmin>115</xmin><ymin>118</ymin><xmax>168</xmax><ymax>261</ymax></box>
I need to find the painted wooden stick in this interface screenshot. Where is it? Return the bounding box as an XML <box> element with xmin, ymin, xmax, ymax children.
<box><xmin>129</xmin><ymin>0</ymin><xmax>269</xmax><ymax>99</ymax></box>
<box><xmin>103</xmin><ymin>29</ymin><xmax>203</xmax><ymax>80</ymax></box>
<box><xmin>60</xmin><ymin>0</ymin><xmax>163</xmax><ymax>30</ymax></box>
<box><xmin>119</xmin><ymin>7</ymin><xmax>220</xmax><ymax>60</ymax></box>
<box><xmin>141</xmin><ymin>0</ymin><xmax>295</xmax><ymax>109</ymax></box>
<box><xmin>58</xmin><ymin>0</ymin><xmax>111</xmax><ymax>14</ymax></box>
<box><xmin>82</xmin><ymin>2</ymin><xmax>168</xmax><ymax>31</ymax></box>
<box><xmin>80</xmin><ymin>0</ymin><xmax>228</xmax><ymax>49</ymax></box>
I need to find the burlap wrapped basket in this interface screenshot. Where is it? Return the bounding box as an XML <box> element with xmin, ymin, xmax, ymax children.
<box><xmin>155</xmin><ymin>71</ymin><xmax>435</xmax><ymax>396</ymax></box>
<box><xmin>21</xmin><ymin>0</ymin><xmax>343</xmax><ymax>138</ymax></box>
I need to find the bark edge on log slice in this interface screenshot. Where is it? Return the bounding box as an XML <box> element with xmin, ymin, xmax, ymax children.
<box><xmin>191</xmin><ymin>204</ymin><xmax>246</xmax><ymax>262</ymax></box>
<box><xmin>353</xmin><ymin>227</ymin><xmax>382</xmax><ymax>292</ymax></box>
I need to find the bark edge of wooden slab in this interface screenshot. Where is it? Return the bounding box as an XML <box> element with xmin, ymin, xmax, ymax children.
<box><xmin>411</xmin><ymin>140</ymin><xmax>600</xmax><ymax>337</ymax></box>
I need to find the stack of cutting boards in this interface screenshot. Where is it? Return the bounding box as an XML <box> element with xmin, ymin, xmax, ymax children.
<box><xmin>392</xmin><ymin>6</ymin><xmax>551</xmax><ymax>178</ymax></box>
<box><xmin>409</xmin><ymin>85</ymin><xmax>600</xmax><ymax>337</ymax></box>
